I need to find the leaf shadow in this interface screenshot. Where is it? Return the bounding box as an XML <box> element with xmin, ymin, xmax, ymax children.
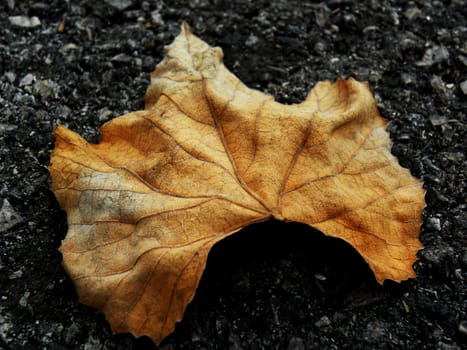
<box><xmin>159</xmin><ymin>220</ymin><xmax>405</xmax><ymax>348</ymax></box>
<box><xmin>201</xmin><ymin>220</ymin><xmax>382</xmax><ymax>299</ymax></box>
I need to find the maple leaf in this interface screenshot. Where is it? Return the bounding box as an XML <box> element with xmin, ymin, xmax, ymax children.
<box><xmin>49</xmin><ymin>23</ymin><xmax>425</xmax><ymax>343</ymax></box>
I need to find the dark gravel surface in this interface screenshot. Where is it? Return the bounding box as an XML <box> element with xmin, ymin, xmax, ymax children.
<box><xmin>1</xmin><ymin>0</ymin><xmax>466</xmax><ymax>349</ymax></box>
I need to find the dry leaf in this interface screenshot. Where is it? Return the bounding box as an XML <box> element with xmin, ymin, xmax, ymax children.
<box><xmin>49</xmin><ymin>23</ymin><xmax>425</xmax><ymax>343</ymax></box>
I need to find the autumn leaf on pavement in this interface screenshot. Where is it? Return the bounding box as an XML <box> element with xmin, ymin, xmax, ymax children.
<box><xmin>49</xmin><ymin>23</ymin><xmax>425</xmax><ymax>344</ymax></box>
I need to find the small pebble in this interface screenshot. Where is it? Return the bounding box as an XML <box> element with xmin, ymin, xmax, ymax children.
<box><xmin>0</xmin><ymin>199</ymin><xmax>23</xmax><ymax>233</ymax></box>
<box><xmin>150</xmin><ymin>10</ymin><xmax>164</xmax><ymax>27</ymax></box>
<box><xmin>9</xmin><ymin>15</ymin><xmax>41</xmax><ymax>28</ymax></box>
<box><xmin>437</xmin><ymin>341</ymin><xmax>461</xmax><ymax>350</ymax></box>
<box><xmin>19</xmin><ymin>73</ymin><xmax>36</xmax><ymax>87</ymax></box>
<box><xmin>98</xmin><ymin>108</ymin><xmax>113</xmax><ymax>122</ymax></box>
<box><xmin>83</xmin><ymin>335</ymin><xmax>102</xmax><ymax>350</ymax></box>
<box><xmin>429</xmin><ymin>115</ymin><xmax>448</xmax><ymax>127</ymax></box>
<box><xmin>111</xmin><ymin>53</ymin><xmax>132</xmax><ymax>63</ymax></box>
<box><xmin>459</xmin><ymin>321</ymin><xmax>467</xmax><ymax>336</ymax></box>
<box><xmin>460</xmin><ymin>80</ymin><xmax>467</xmax><ymax>95</ymax></box>
<box><xmin>33</xmin><ymin>80</ymin><xmax>59</xmax><ymax>99</ymax></box>
<box><xmin>314</xmin><ymin>273</ymin><xmax>327</xmax><ymax>281</ymax></box>
<box><xmin>426</xmin><ymin>217</ymin><xmax>441</xmax><ymax>231</ymax></box>
<box><xmin>104</xmin><ymin>0</ymin><xmax>133</xmax><ymax>11</ymax></box>
<box><xmin>400</xmin><ymin>72</ymin><xmax>415</xmax><ymax>85</ymax></box>
<box><xmin>245</xmin><ymin>34</ymin><xmax>259</xmax><ymax>47</ymax></box>
<box><xmin>65</xmin><ymin>322</ymin><xmax>81</xmax><ymax>344</ymax></box>
<box><xmin>9</xmin><ymin>269</ymin><xmax>23</xmax><ymax>280</ymax></box>
<box><xmin>57</xmin><ymin>22</ymin><xmax>65</xmax><ymax>33</ymax></box>
<box><xmin>0</xmin><ymin>124</ymin><xmax>17</xmax><ymax>133</ymax></box>
<box><xmin>422</xmin><ymin>245</ymin><xmax>454</xmax><ymax>265</ymax></box>
<box><xmin>314</xmin><ymin>41</ymin><xmax>327</xmax><ymax>55</ymax></box>
<box><xmin>459</xmin><ymin>55</ymin><xmax>467</xmax><ymax>67</ymax></box>
<box><xmin>19</xmin><ymin>291</ymin><xmax>30</xmax><ymax>308</ymax></box>
<box><xmin>315</xmin><ymin>315</ymin><xmax>331</xmax><ymax>327</ymax></box>
<box><xmin>430</xmin><ymin>75</ymin><xmax>448</xmax><ymax>95</ymax></box>
<box><xmin>60</xmin><ymin>43</ymin><xmax>79</xmax><ymax>52</ymax></box>
<box><xmin>404</xmin><ymin>7</ymin><xmax>423</xmax><ymax>20</ymax></box>
<box><xmin>4</xmin><ymin>72</ymin><xmax>16</xmax><ymax>84</ymax></box>
<box><xmin>416</xmin><ymin>45</ymin><xmax>450</xmax><ymax>67</ymax></box>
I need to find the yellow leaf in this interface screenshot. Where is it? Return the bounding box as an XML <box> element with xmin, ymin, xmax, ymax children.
<box><xmin>49</xmin><ymin>22</ymin><xmax>425</xmax><ymax>344</ymax></box>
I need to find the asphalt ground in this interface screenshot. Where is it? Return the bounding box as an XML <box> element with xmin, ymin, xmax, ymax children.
<box><xmin>0</xmin><ymin>1</ymin><xmax>465</xmax><ymax>349</ymax></box>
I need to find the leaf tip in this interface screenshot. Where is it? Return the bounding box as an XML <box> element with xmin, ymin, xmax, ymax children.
<box><xmin>53</xmin><ymin>124</ymin><xmax>67</xmax><ymax>136</ymax></box>
<box><xmin>181</xmin><ymin>20</ymin><xmax>191</xmax><ymax>35</ymax></box>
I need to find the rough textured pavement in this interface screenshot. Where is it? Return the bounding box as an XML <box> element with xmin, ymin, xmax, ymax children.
<box><xmin>0</xmin><ymin>1</ymin><xmax>466</xmax><ymax>349</ymax></box>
